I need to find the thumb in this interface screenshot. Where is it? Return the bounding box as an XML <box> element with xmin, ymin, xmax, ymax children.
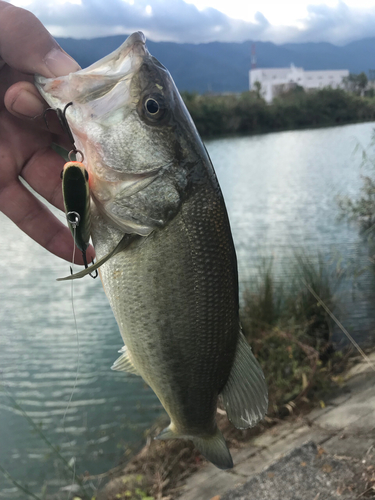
<box><xmin>0</xmin><ymin>1</ymin><xmax>80</xmax><ymax>77</ymax></box>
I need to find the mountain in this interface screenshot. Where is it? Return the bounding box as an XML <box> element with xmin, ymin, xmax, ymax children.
<box><xmin>56</xmin><ymin>36</ymin><xmax>375</xmax><ymax>94</ymax></box>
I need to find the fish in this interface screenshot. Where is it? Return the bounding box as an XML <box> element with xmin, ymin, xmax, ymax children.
<box><xmin>35</xmin><ymin>32</ymin><xmax>268</xmax><ymax>470</ymax></box>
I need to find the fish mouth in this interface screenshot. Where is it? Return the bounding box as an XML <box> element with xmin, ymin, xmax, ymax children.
<box><xmin>35</xmin><ymin>32</ymin><xmax>148</xmax><ymax>111</ymax></box>
<box><xmin>81</xmin><ymin>31</ymin><xmax>147</xmax><ymax>77</ymax></box>
<box><xmin>35</xmin><ymin>31</ymin><xmax>147</xmax><ymax>83</ymax></box>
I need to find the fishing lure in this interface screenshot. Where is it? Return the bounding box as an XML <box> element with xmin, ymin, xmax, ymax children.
<box><xmin>61</xmin><ymin>159</ymin><xmax>93</xmax><ymax>270</ymax></box>
<box><xmin>44</xmin><ymin>102</ymin><xmax>131</xmax><ymax>280</ymax></box>
<box><xmin>59</xmin><ymin>160</ymin><xmax>134</xmax><ymax>281</ymax></box>
<box><xmin>44</xmin><ymin>103</ymin><xmax>98</xmax><ymax>278</ymax></box>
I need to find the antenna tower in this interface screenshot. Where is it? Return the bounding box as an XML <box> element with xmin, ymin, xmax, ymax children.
<box><xmin>251</xmin><ymin>43</ymin><xmax>257</xmax><ymax>70</ymax></box>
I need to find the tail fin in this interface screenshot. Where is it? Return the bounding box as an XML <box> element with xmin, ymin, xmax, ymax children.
<box><xmin>191</xmin><ymin>431</ymin><xmax>233</xmax><ymax>470</ymax></box>
<box><xmin>156</xmin><ymin>424</ymin><xmax>233</xmax><ymax>470</ymax></box>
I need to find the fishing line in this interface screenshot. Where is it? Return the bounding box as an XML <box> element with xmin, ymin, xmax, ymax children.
<box><xmin>0</xmin><ymin>463</ymin><xmax>42</xmax><ymax>500</ymax></box>
<box><xmin>303</xmin><ymin>280</ymin><xmax>375</xmax><ymax>372</ymax></box>
<box><xmin>0</xmin><ymin>372</ymin><xmax>89</xmax><ymax>497</ymax></box>
<box><xmin>62</xmin><ymin>223</ymin><xmax>81</xmax><ymax>497</ymax></box>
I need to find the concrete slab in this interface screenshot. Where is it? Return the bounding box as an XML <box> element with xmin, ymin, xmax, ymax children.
<box><xmin>348</xmin><ymin>410</ymin><xmax>375</xmax><ymax>433</ymax></box>
<box><xmin>323</xmin><ymin>433</ymin><xmax>375</xmax><ymax>460</ymax></box>
<box><xmin>251</xmin><ymin>422</ymin><xmax>296</xmax><ymax>448</ymax></box>
<box><xmin>179</xmin><ymin>469</ymin><xmax>244</xmax><ymax>500</ymax></box>
<box><xmin>233</xmin><ymin>448</ymin><xmax>277</xmax><ymax>478</ymax></box>
<box><xmin>305</xmin><ymin>404</ymin><xmax>335</xmax><ymax>422</ymax></box>
<box><xmin>231</xmin><ymin>444</ymin><xmax>261</xmax><ymax>464</ymax></box>
<box><xmin>221</xmin><ymin>442</ymin><xmax>356</xmax><ymax>500</ymax></box>
<box><xmin>313</xmin><ymin>401</ymin><xmax>372</xmax><ymax>430</ymax></box>
<box><xmin>328</xmin><ymin>391</ymin><xmax>352</xmax><ymax>406</ymax></box>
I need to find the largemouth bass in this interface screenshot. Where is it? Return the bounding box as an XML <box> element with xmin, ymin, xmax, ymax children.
<box><xmin>35</xmin><ymin>32</ymin><xmax>268</xmax><ymax>469</ymax></box>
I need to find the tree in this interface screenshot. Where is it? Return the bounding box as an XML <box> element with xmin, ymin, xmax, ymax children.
<box><xmin>343</xmin><ymin>72</ymin><xmax>368</xmax><ymax>96</ymax></box>
<box><xmin>253</xmin><ymin>81</ymin><xmax>263</xmax><ymax>100</ymax></box>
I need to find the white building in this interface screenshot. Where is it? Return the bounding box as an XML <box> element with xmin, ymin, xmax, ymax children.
<box><xmin>249</xmin><ymin>64</ymin><xmax>349</xmax><ymax>103</ymax></box>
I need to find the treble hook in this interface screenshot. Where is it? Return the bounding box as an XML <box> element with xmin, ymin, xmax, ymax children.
<box><xmin>81</xmin><ymin>251</ymin><xmax>98</xmax><ymax>279</ymax></box>
<box><xmin>43</xmin><ymin>102</ymin><xmax>75</xmax><ymax>146</ymax></box>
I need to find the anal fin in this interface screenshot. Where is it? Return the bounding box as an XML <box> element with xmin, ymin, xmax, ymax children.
<box><xmin>111</xmin><ymin>345</ymin><xmax>140</xmax><ymax>376</ymax></box>
<box><xmin>220</xmin><ymin>330</ymin><xmax>268</xmax><ymax>429</ymax></box>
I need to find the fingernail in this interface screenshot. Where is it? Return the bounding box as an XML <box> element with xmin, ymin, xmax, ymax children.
<box><xmin>11</xmin><ymin>90</ymin><xmax>45</xmax><ymax>118</ymax></box>
<box><xmin>44</xmin><ymin>48</ymin><xmax>81</xmax><ymax>77</ymax></box>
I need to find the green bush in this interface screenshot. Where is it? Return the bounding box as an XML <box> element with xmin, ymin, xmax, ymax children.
<box><xmin>240</xmin><ymin>253</ymin><xmax>343</xmax><ymax>410</ymax></box>
<box><xmin>181</xmin><ymin>88</ymin><xmax>375</xmax><ymax>138</ymax></box>
<box><xmin>337</xmin><ymin>130</ymin><xmax>375</xmax><ymax>237</ymax></box>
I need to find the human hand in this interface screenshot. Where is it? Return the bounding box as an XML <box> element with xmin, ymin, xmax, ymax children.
<box><xmin>0</xmin><ymin>1</ymin><xmax>95</xmax><ymax>264</ymax></box>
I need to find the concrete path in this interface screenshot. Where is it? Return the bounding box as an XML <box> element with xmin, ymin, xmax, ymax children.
<box><xmin>178</xmin><ymin>352</ymin><xmax>375</xmax><ymax>500</ymax></box>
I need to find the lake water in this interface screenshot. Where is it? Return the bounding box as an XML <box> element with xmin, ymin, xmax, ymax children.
<box><xmin>1</xmin><ymin>122</ymin><xmax>375</xmax><ymax>498</ymax></box>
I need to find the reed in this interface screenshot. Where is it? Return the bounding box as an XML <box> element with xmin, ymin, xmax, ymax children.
<box><xmin>241</xmin><ymin>252</ymin><xmax>344</xmax><ymax>410</ymax></box>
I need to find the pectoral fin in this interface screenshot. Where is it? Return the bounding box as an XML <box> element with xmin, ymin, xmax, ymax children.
<box><xmin>57</xmin><ymin>233</ymin><xmax>136</xmax><ymax>281</ymax></box>
<box><xmin>220</xmin><ymin>331</ymin><xmax>268</xmax><ymax>429</ymax></box>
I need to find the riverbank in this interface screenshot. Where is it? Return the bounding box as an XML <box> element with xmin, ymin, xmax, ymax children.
<box><xmin>182</xmin><ymin>88</ymin><xmax>375</xmax><ymax>138</ymax></box>
<box><xmin>96</xmin><ymin>349</ymin><xmax>375</xmax><ymax>500</ymax></box>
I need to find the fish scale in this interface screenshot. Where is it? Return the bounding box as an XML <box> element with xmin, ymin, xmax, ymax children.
<box><xmin>92</xmin><ymin>183</ymin><xmax>238</xmax><ymax>433</ymax></box>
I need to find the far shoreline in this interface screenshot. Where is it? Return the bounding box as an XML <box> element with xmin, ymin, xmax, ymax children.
<box><xmin>182</xmin><ymin>87</ymin><xmax>375</xmax><ymax>140</ymax></box>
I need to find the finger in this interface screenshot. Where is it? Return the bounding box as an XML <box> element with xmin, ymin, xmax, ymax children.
<box><xmin>5</xmin><ymin>81</ymin><xmax>72</xmax><ymax>138</ymax></box>
<box><xmin>5</xmin><ymin>81</ymin><xmax>45</xmax><ymax>119</ymax></box>
<box><xmin>0</xmin><ymin>177</ymin><xmax>93</xmax><ymax>264</ymax></box>
<box><xmin>22</xmin><ymin>146</ymin><xmax>66</xmax><ymax>212</ymax></box>
<box><xmin>0</xmin><ymin>2</ymin><xmax>80</xmax><ymax>77</ymax></box>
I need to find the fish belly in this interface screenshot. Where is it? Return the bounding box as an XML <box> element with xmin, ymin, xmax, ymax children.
<box><xmin>91</xmin><ymin>186</ymin><xmax>239</xmax><ymax>436</ymax></box>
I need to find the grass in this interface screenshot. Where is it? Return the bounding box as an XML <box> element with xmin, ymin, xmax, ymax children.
<box><xmin>242</xmin><ymin>252</ymin><xmax>341</xmax><ymax>334</ymax></box>
<box><xmin>337</xmin><ymin>130</ymin><xmax>375</xmax><ymax>239</ymax></box>
<box><xmin>241</xmin><ymin>252</ymin><xmax>346</xmax><ymax>412</ymax></box>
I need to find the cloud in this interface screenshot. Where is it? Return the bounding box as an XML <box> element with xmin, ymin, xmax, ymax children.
<box><xmin>11</xmin><ymin>0</ymin><xmax>375</xmax><ymax>45</ymax></box>
<box><xmin>254</xmin><ymin>11</ymin><xmax>270</xmax><ymax>28</ymax></box>
<box><xmin>19</xmin><ymin>0</ymin><xmax>265</xmax><ymax>42</ymax></box>
<box><xmin>295</xmin><ymin>1</ymin><xmax>375</xmax><ymax>44</ymax></box>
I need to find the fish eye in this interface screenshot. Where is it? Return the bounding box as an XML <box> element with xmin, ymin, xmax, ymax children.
<box><xmin>84</xmin><ymin>169</ymin><xmax>89</xmax><ymax>181</ymax></box>
<box><xmin>145</xmin><ymin>98</ymin><xmax>160</xmax><ymax>115</ymax></box>
<box><xmin>140</xmin><ymin>94</ymin><xmax>167</xmax><ymax>124</ymax></box>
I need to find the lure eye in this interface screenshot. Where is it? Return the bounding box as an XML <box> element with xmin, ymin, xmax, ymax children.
<box><xmin>84</xmin><ymin>169</ymin><xmax>89</xmax><ymax>182</ymax></box>
<box><xmin>60</xmin><ymin>170</ymin><xmax>64</xmax><ymax>179</ymax></box>
<box><xmin>145</xmin><ymin>98</ymin><xmax>159</xmax><ymax>115</ymax></box>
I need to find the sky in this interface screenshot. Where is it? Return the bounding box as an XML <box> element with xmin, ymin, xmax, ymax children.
<box><xmin>8</xmin><ymin>0</ymin><xmax>375</xmax><ymax>45</ymax></box>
